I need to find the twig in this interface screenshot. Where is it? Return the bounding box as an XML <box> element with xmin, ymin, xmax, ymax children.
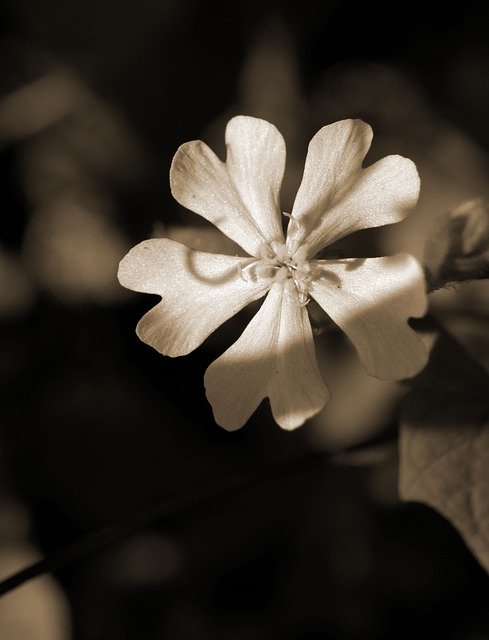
<box><xmin>0</xmin><ymin>449</ymin><xmax>323</xmax><ymax>596</ymax></box>
<box><xmin>0</xmin><ymin>437</ymin><xmax>395</xmax><ymax>597</ymax></box>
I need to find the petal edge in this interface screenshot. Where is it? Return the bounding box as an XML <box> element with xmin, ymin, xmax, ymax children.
<box><xmin>205</xmin><ymin>283</ymin><xmax>329</xmax><ymax>430</ymax></box>
<box><xmin>118</xmin><ymin>238</ymin><xmax>269</xmax><ymax>357</ymax></box>
<box><xmin>309</xmin><ymin>254</ymin><xmax>428</xmax><ymax>379</ymax></box>
<box><xmin>170</xmin><ymin>116</ymin><xmax>286</xmax><ymax>257</ymax></box>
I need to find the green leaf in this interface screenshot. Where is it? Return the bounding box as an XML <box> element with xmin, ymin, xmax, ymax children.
<box><xmin>399</xmin><ymin>325</ymin><xmax>489</xmax><ymax>572</ymax></box>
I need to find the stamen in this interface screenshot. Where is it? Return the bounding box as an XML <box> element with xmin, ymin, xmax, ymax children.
<box><xmin>239</xmin><ymin>261</ymin><xmax>258</xmax><ymax>282</ymax></box>
<box><xmin>251</xmin><ymin>241</ymin><xmax>315</xmax><ymax>307</ymax></box>
<box><xmin>283</xmin><ymin>211</ymin><xmax>298</xmax><ymax>231</ymax></box>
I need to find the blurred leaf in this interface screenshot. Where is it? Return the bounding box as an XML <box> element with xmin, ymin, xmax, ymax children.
<box><xmin>0</xmin><ymin>71</ymin><xmax>84</xmax><ymax>144</ymax></box>
<box><xmin>424</xmin><ymin>199</ymin><xmax>489</xmax><ymax>290</ymax></box>
<box><xmin>23</xmin><ymin>195</ymin><xmax>129</xmax><ymax>304</ymax></box>
<box><xmin>0</xmin><ymin>246</ymin><xmax>34</xmax><ymax>317</ymax></box>
<box><xmin>399</xmin><ymin>326</ymin><xmax>489</xmax><ymax>572</ymax></box>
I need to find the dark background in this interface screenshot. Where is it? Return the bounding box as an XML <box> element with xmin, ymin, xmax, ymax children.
<box><xmin>1</xmin><ymin>1</ymin><xmax>489</xmax><ymax>638</ymax></box>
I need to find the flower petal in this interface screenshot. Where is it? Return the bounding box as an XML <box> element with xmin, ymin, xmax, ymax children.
<box><xmin>163</xmin><ymin>225</ymin><xmax>246</xmax><ymax>256</ymax></box>
<box><xmin>204</xmin><ymin>282</ymin><xmax>330</xmax><ymax>431</ymax></box>
<box><xmin>170</xmin><ymin>115</ymin><xmax>286</xmax><ymax>257</ymax></box>
<box><xmin>287</xmin><ymin>119</ymin><xmax>420</xmax><ymax>256</ymax></box>
<box><xmin>309</xmin><ymin>254</ymin><xmax>428</xmax><ymax>379</ymax></box>
<box><xmin>118</xmin><ymin>238</ymin><xmax>269</xmax><ymax>356</ymax></box>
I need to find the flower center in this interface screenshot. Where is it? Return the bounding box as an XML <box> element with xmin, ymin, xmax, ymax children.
<box><xmin>242</xmin><ymin>242</ymin><xmax>313</xmax><ymax>305</ymax></box>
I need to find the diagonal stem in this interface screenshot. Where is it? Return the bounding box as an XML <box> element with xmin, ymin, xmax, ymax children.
<box><xmin>0</xmin><ymin>438</ymin><xmax>394</xmax><ymax>597</ymax></box>
<box><xmin>0</xmin><ymin>450</ymin><xmax>324</xmax><ymax>596</ymax></box>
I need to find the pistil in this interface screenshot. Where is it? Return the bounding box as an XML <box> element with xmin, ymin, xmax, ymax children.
<box><xmin>240</xmin><ymin>241</ymin><xmax>313</xmax><ymax>305</ymax></box>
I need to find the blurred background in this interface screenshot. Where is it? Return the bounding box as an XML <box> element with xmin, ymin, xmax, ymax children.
<box><xmin>0</xmin><ymin>1</ymin><xmax>489</xmax><ymax>638</ymax></box>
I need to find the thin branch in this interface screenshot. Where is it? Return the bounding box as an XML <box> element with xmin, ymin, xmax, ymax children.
<box><xmin>0</xmin><ymin>437</ymin><xmax>394</xmax><ymax>597</ymax></box>
<box><xmin>0</xmin><ymin>450</ymin><xmax>323</xmax><ymax>596</ymax></box>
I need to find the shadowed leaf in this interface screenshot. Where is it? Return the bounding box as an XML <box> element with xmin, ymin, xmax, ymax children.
<box><xmin>399</xmin><ymin>326</ymin><xmax>489</xmax><ymax>572</ymax></box>
<box><xmin>424</xmin><ymin>199</ymin><xmax>489</xmax><ymax>290</ymax></box>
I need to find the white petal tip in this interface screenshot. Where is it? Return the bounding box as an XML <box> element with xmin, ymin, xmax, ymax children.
<box><xmin>117</xmin><ymin>248</ymin><xmax>140</xmax><ymax>289</ymax></box>
<box><xmin>135</xmin><ymin>313</ymin><xmax>194</xmax><ymax>358</ymax></box>
<box><xmin>215</xmin><ymin>419</ymin><xmax>246</xmax><ymax>432</ymax></box>
<box><xmin>276</xmin><ymin>417</ymin><xmax>309</xmax><ymax>431</ymax></box>
<box><xmin>273</xmin><ymin>398</ymin><xmax>330</xmax><ymax>431</ymax></box>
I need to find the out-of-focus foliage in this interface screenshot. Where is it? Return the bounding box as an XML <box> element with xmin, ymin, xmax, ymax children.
<box><xmin>0</xmin><ymin>246</ymin><xmax>34</xmax><ymax>316</ymax></box>
<box><xmin>0</xmin><ymin>61</ymin><xmax>152</xmax><ymax>308</ymax></box>
<box><xmin>1</xmin><ymin>2</ymin><xmax>489</xmax><ymax>638</ymax></box>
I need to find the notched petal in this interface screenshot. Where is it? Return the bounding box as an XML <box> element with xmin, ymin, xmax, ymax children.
<box><xmin>310</xmin><ymin>254</ymin><xmax>428</xmax><ymax>380</ymax></box>
<box><xmin>170</xmin><ymin>116</ymin><xmax>286</xmax><ymax>257</ymax></box>
<box><xmin>288</xmin><ymin>119</ymin><xmax>420</xmax><ymax>256</ymax></box>
<box><xmin>118</xmin><ymin>238</ymin><xmax>269</xmax><ymax>357</ymax></box>
<box><xmin>204</xmin><ymin>283</ymin><xmax>329</xmax><ymax>431</ymax></box>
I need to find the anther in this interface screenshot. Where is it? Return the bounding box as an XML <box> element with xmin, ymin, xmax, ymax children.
<box><xmin>283</xmin><ymin>212</ymin><xmax>298</xmax><ymax>230</ymax></box>
<box><xmin>239</xmin><ymin>262</ymin><xmax>258</xmax><ymax>282</ymax></box>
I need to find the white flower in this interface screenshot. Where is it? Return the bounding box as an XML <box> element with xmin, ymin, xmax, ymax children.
<box><xmin>118</xmin><ymin>116</ymin><xmax>428</xmax><ymax>431</ymax></box>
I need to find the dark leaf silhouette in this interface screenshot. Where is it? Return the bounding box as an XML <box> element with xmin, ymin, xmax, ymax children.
<box><xmin>400</xmin><ymin>325</ymin><xmax>489</xmax><ymax>572</ymax></box>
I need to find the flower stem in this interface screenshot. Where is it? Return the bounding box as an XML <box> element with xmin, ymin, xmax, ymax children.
<box><xmin>0</xmin><ymin>436</ymin><xmax>394</xmax><ymax>597</ymax></box>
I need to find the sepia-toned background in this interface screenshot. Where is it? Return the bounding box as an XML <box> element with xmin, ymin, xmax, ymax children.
<box><xmin>1</xmin><ymin>1</ymin><xmax>488</xmax><ymax>638</ymax></box>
